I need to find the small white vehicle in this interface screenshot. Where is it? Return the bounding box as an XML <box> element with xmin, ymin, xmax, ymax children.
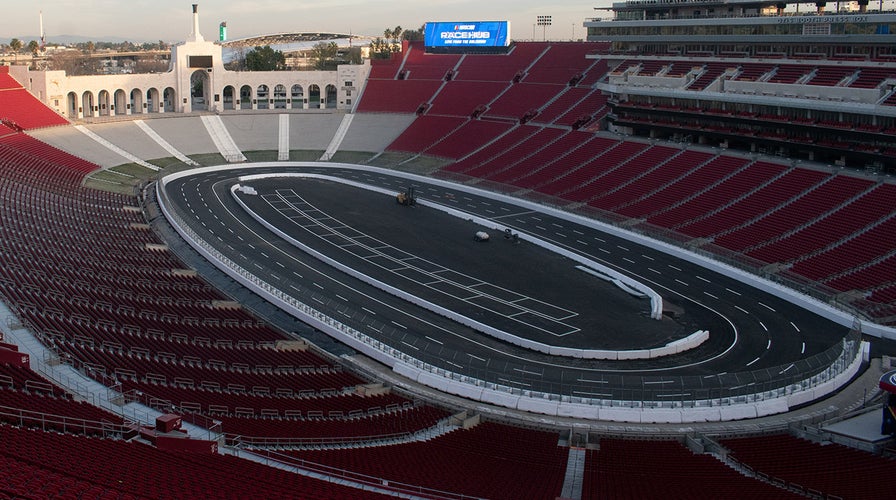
<box><xmin>474</xmin><ymin>231</ymin><xmax>490</xmax><ymax>242</ymax></box>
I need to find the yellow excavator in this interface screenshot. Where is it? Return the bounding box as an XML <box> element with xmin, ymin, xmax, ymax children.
<box><xmin>396</xmin><ymin>186</ymin><xmax>416</xmax><ymax>206</ymax></box>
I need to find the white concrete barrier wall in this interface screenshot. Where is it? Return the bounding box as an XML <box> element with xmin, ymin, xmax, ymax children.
<box><xmin>517</xmin><ymin>397</ymin><xmax>561</xmax><ymax>417</ymax></box>
<box><xmin>364</xmin><ymin>339</ymin><xmax>866</xmax><ymax>423</ymax></box>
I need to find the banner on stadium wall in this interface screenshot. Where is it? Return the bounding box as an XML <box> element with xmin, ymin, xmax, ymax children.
<box><xmin>424</xmin><ymin>21</ymin><xmax>511</xmax><ymax>48</ymax></box>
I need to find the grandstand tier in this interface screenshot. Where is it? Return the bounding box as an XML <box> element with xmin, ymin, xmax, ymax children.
<box><xmin>0</xmin><ymin>3</ymin><xmax>893</xmax><ymax>495</ymax></box>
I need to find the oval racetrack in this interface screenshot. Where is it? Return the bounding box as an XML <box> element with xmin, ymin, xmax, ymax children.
<box><xmin>158</xmin><ymin>162</ymin><xmax>854</xmax><ymax>407</ymax></box>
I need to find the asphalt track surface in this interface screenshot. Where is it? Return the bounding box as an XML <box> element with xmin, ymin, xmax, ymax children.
<box><xmin>162</xmin><ymin>164</ymin><xmax>852</xmax><ymax>401</ymax></box>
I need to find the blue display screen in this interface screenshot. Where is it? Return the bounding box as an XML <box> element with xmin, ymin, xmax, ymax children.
<box><xmin>424</xmin><ymin>21</ymin><xmax>510</xmax><ymax>48</ymax></box>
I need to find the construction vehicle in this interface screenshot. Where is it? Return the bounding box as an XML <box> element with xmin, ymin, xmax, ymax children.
<box><xmin>396</xmin><ymin>186</ymin><xmax>416</xmax><ymax>206</ymax></box>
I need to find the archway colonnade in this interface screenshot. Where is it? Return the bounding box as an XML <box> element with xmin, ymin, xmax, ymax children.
<box><xmin>222</xmin><ymin>83</ymin><xmax>338</xmax><ymax>111</ymax></box>
<box><xmin>66</xmin><ymin>81</ymin><xmax>340</xmax><ymax>119</ymax></box>
<box><xmin>67</xmin><ymin>87</ymin><xmax>174</xmax><ymax>119</ymax></box>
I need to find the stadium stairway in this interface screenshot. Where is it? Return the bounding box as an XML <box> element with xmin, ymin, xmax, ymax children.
<box><xmin>73</xmin><ymin>124</ymin><xmax>160</xmax><ymax>171</ymax></box>
<box><xmin>278</xmin><ymin>113</ymin><xmax>290</xmax><ymax>160</ymax></box>
<box><xmin>201</xmin><ymin>115</ymin><xmax>247</xmax><ymax>163</ymax></box>
<box><xmin>560</xmin><ymin>447</ymin><xmax>587</xmax><ymax>499</ymax></box>
<box><xmin>320</xmin><ymin>113</ymin><xmax>354</xmax><ymax>160</ymax></box>
<box><xmin>134</xmin><ymin>119</ymin><xmax>200</xmax><ymax>166</ymax></box>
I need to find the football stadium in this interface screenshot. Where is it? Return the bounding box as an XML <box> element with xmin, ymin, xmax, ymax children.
<box><xmin>1</xmin><ymin>2</ymin><xmax>895</xmax><ymax>498</ymax></box>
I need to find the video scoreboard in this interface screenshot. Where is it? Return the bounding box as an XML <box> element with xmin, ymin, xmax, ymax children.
<box><xmin>424</xmin><ymin>21</ymin><xmax>511</xmax><ymax>48</ymax></box>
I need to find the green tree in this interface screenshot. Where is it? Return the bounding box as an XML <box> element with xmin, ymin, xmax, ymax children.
<box><xmin>224</xmin><ymin>47</ymin><xmax>247</xmax><ymax>71</ymax></box>
<box><xmin>27</xmin><ymin>40</ymin><xmax>39</xmax><ymax>56</ymax></box>
<box><xmin>402</xmin><ymin>25</ymin><xmax>425</xmax><ymax>41</ymax></box>
<box><xmin>345</xmin><ymin>46</ymin><xmax>363</xmax><ymax>65</ymax></box>
<box><xmin>385</xmin><ymin>26</ymin><xmax>402</xmax><ymax>48</ymax></box>
<box><xmin>9</xmin><ymin>38</ymin><xmax>22</xmax><ymax>62</ymax></box>
<box><xmin>245</xmin><ymin>45</ymin><xmax>285</xmax><ymax>71</ymax></box>
<box><xmin>310</xmin><ymin>41</ymin><xmax>339</xmax><ymax>70</ymax></box>
<box><xmin>370</xmin><ymin>25</ymin><xmax>405</xmax><ymax>60</ymax></box>
<box><xmin>369</xmin><ymin>37</ymin><xmax>390</xmax><ymax>59</ymax></box>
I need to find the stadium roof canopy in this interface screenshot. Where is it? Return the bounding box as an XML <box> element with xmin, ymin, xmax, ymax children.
<box><xmin>223</xmin><ymin>32</ymin><xmax>374</xmax><ymax>49</ymax></box>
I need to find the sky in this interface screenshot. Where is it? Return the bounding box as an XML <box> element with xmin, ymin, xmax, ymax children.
<box><xmin>1</xmin><ymin>1</ymin><xmax>610</xmax><ymax>44</ymax></box>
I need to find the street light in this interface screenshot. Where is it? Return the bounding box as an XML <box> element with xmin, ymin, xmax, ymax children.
<box><xmin>536</xmin><ymin>15</ymin><xmax>552</xmax><ymax>41</ymax></box>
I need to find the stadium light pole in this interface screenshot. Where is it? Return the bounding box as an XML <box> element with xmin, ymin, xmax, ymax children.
<box><xmin>537</xmin><ymin>15</ymin><xmax>551</xmax><ymax>41</ymax></box>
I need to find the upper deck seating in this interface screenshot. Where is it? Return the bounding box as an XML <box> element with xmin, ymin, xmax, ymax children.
<box><xmin>767</xmin><ymin>64</ymin><xmax>812</xmax><ymax>84</ymax></box>
<box><xmin>368</xmin><ymin>53</ymin><xmax>402</xmax><ymax>79</ymax></box>
<box><xmin>732</xmin><ymin>63</ymin><xmax>775</xmax><ymax>82</ymax></box>
<box><xmin>688</xmin><ymin>62</ymin><xmax>732</xmax><ymax>90</ymax></box>
<box><xmin>849</xmin><ymin>67</ymin><xmax>896</xmax><ymax>88</ymax></box>
<box><xmin>805</xmin><ymin>66</ymin><xmax>855</xmax><ymax>86</ymax></box>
